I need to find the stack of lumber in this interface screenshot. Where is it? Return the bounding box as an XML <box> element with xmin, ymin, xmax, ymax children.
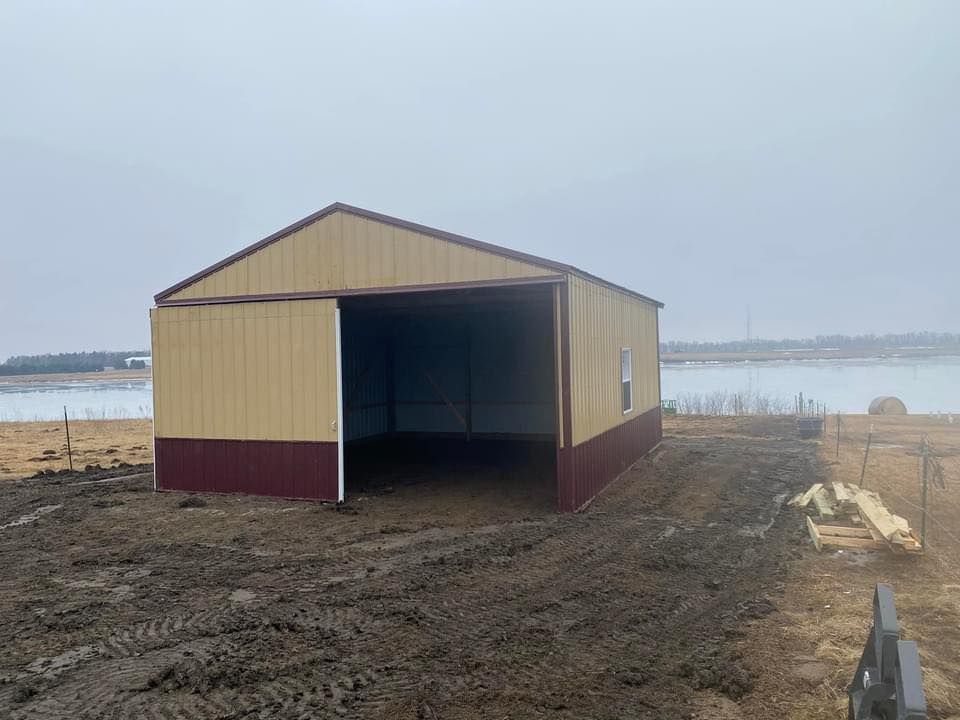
<box><xmin>789</xmin><ymin>482</ymin><xmax>923</xmax><ymax>554</ymax></box>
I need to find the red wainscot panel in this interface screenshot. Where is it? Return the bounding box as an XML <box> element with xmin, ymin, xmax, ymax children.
<box><xmin>154</xmin><ymin>437</ymin><xmax>339</xmax><ymax>502</ymax></box>
<box><xmin>557</xmin><ymin>405</ymin><xmax>662</xmax><ymax>513</ymax></box>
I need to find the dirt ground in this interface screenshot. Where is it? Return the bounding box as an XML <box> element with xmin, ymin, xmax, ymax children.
<box><xmin>0</xmin><ymin>415</ymin><xmax>819</xmax><ymax>719</ymax></box>
<box><xmin>0</xmin><ymin>420</ymin><xmax>153</xmax><ymax>481</ymax></box>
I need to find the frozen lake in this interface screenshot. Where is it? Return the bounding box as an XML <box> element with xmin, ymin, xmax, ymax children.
<box><xmin>661</xmin><ymin>356</ymin><xmax>960</xmax><ymax>414</ymax></box>
<box><xmin>0</xmin><ymin>379</ymin><xmax>153</xmax><ymax>422</ymax></box>
<box><xmin>0</xmin><ymin>355</ymin><xmax>956</xmax><ymax>421</ymax></box>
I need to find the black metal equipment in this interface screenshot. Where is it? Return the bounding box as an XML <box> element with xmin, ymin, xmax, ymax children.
<box><xmin>797</xmin><ymin>416</ymin><xmax>824</xmax><ymax>439</ymax></box>
<box><xmin>848</xmin><ymin>584</ymin><xmax>928</xmax><ymax>720</ymax></box>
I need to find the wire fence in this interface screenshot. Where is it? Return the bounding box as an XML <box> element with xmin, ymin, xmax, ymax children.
<box><xmin>672</xmin><ymin>390</ymin><xmax>826</xmax><ymax>416</ymax></box>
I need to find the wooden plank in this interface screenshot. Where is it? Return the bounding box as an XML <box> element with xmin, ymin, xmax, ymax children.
<box><xmin>832</xmin><ymin>482</ymin><xmax>853</xmax><ymax>503</ymax></box>
<box><xmin>812</xmin><ymin>488</ymin><xmax>836</xmax><ymax>520</ymax></box>
<box><xmin>817</xmin><ymin>525</ymin><xmax>874</xmax><ymax>539</ymax></box>
<box><xmin>422</xmin><ymin>370</ymin><xmax>467</xmax><ymax>429</ymax></box>
<box><xmin>854</xmin><ymin>491</ymin><xmax>903</xmax><ymax>542</ymax></box>
<box><xmin>819</xmin><ymin>535</ymin><xmax>888</xmax><ymax>550</ymax></box>
<box><xmin>788</xmin><ymin>492</ymin><xmax>804</xmax><ymax>507</ymax></box>
<box><xmin>902</xmin><ymin>531</ymin><xmax>924</xmax><ymax>553</ymax></box>
<box><xmin>795</xmin><ymin>483</ymin><xmax>824</xmax><ymax>508</ymax></box>
<box><xmin>892</xmin><ymin>514</ymin><xmax>911</xmax><ymax>535</ymax></box>
<box><xmin>806</xmin><ymin>515</ymin><xmax>823</xmax><ymax>552</ymax></box>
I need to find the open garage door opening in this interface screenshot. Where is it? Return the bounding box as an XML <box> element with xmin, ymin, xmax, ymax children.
<box><xmin>339</xmin><ymin>283</ymin><xmax>559</xmax><ymax>513</ymax></box>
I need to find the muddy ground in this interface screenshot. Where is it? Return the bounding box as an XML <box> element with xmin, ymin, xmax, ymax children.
<box><xmin>0</xmin><ymin>416</ymin><xmax>818</xmax><ymax>719</ymax></box>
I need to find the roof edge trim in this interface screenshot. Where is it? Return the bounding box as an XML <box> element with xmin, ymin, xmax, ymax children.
<box><xmin>153</xmin><ymin>275</ymin><xmax>566</xmax><ymax>308</ymax></box>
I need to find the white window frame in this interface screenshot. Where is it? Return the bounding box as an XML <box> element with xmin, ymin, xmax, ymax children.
<box><xmin>621</xmin><ymin>347</ymin><xmax>633</xmax><ymax>415</ymax></box>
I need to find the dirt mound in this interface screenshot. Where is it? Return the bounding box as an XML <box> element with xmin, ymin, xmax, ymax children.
<box><xmin>177</xmin><ymin>495</ymin><xmax>207</xmax><ymax>508</ymax></box>
<box><xmin>27</xmin><ymin>462</ymin><xmax>152</xmax><ymax>483</ymax></box>
<box><xmin>680</xmin><ymin>643</ymin><xmax>755</xmax><ymax>700</ymax></box>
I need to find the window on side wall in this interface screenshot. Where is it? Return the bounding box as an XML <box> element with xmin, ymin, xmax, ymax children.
<box><xmin>621</xmin><ymin>348</ymin><xmax>633</xmax><ymax>414</ymax></box>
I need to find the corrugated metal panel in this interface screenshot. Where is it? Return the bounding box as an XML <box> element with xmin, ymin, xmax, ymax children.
<box><xmin>395</xmin><ymin>337</ymin><xmax>468</xmax><ymax>434</ymax></box>
<box><xmin>470</xmin><ymin>307</ymin><xmax>554</xmax><ymax>434</ymax></box>
<box><xmin>166</xmin><ymin>211</ymin><xmax>552</xmax><ymax>302</ymax></box>
<box><xmin>151</xmin><ymin>299</ymin><xmax>338</xmax><ymax>442</ymax></box>
<box><xmin>557</xmin><ymin>405</ymin><xmax>661</xmax><ymax>512</ymax></box>
<box><xmin>553</xmin><ymin>284</ymin><xmax>565</xmax><ymax>449</ymax></box>
<box><xmin>155</xmin><ymin>437</ymin><xmax>338</xmax><ymax>501</ymax></box>
<box><xmin>341</xmin><ymin>321</ymin><xmax>389</xmax><ymax>441</ymax></box>
<box><xmin>389</xmin><ymin>307</ymin><xmax>555</xmax><ymax>436</ymax></box>
<box><xmin>567</xmin><ymin>275</ymin><xmax>660</xmax><ymax>446</ymax></box>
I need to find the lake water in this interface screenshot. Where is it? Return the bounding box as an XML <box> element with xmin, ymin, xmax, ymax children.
<box><xmin>0</xmin><ymin>379</ymin><xmax>153</xmax><ymax>422</ymax></box>
<box><xmin>662</xmin><ymin>356</ymin><xmax>960</xmax><ymax>414</ymax></box>
<box><xmin>0</xmin><ymin>356</ymin><xmax>956</xmax><ymax>421</ymax></box>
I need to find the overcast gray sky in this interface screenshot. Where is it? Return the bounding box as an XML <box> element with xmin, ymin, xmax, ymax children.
<box><xmin>1</xmin><ymin>1</ymin><xmax>958</xmax><ymax>358</ymax></box>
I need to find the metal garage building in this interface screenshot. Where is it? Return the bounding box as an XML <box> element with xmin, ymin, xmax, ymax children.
<box><xmin>150</xmin><ymin>203</ymin><xmax>663</xmax><ymax>512</ymax></box>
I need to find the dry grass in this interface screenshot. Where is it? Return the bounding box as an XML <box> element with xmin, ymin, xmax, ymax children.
<box><xmin>738</xmin><ymin>413</ymin><xmax>960</xmax><ymax>720</ymax></box>
<box><xmin>0</xmin><ymin>419</ymin><xmax>152</xmax><ymax>480</ymax></box>
<box><xmin>0</xmin><ymin>368</ymin><xmax>150</xmax><ymax>385</ymax></box>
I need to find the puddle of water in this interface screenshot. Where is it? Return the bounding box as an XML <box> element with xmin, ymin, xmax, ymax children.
<box><xmin>70</xmin><ymin>473</ymin><xmax>150</xmax><ymax>487</ymax></box>
<box><xmin>657</xmin><ymin>526</ymin><xmax>677</xmax><ymax>541</ymax></box>
<box><xmin>0</xmin><ymin>504</ymin><xmax>62</xmax><ymax>531</ymax></box>
<box><xmin>739</xmin><ymin>492</ymin><xmax>790</xmax><ymax>538</ymax></box>
<box><xmin>830</xmin><ymin>549</ymin><xmax>880</xmax><ymax>567</ymax></box>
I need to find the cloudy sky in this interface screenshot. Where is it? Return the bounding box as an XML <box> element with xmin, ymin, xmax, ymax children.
<box><xmin>1</xmin><ymin>1</ymin><xmax>957</xmax><ymax>358</ymax></box>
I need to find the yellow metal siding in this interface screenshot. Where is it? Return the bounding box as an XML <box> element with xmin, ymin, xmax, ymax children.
<box><xmin>166</xmin><ymin>211</ymin><xmax>552</xmax><ymax>301</ymax></box>
<box><xmin>567</xmin><ymin>275</ymin><xmax>660</xmax><ymax>446</ymax></box>
<box><xmin>553</xmin><ymin>284</ymin><xmax>565</xmax><ymax>449</ymax></box>
<box><xmin>151</xmin><ymin>299</ymin><xmax>338</xmax><ymax>442</ymax></box>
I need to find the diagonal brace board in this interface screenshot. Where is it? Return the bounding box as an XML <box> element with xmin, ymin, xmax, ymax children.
<box><xmin>422</xmin><ymin>370</ymin><xmax>467</xmax><ymax>429</ymax></box>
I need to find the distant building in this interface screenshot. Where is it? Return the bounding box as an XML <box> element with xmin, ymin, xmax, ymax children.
<box><xmin>124</xmin><ymin>356</ymin><xmax>153</xmax><ymax>368</ymax></box>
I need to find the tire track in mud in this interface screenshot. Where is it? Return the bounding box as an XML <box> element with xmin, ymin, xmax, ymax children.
<box><xmin>5</xmin><ymin>600</ymin><xmax>382</xmax><ymax>719</ymax></box>
<box><xmin>5</xmin><ymin>639</ymin><xmax>223</xmax><ymax>720</ymax></box>
<box><xmin>314</xmin><ymin>439</ymin><xmax>804</xmax><ymax>715</ymax></box>
<box><xmin>331</xmin><ymin>529</ymin><xmax>672</xmax><ymax>709</ymax></box>
<box><xmin>0</xmin><ymin>432</ymin><xmax>817</xmax><ymax>719</ymax></box>
<box><xmin>321</xmin><ymin>438</ymin><xmax>814</xmax><ymax>715</ymax></box>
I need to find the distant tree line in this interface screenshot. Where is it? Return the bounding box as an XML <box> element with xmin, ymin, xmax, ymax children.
<box><xmin>661</xmin><ymin>331</ymin><xmax>960</xmax><ymax>354</ymax></box>
<box><xmin>0</xmin><ymin>351</ymin><xmax>151</xmax><ymax>376</ymax></box>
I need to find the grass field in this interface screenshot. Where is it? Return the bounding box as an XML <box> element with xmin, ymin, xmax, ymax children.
<box><xmin>0</xmin><ymin>368</ymin><xmax>151</xmax><ymax>385</ymax></box>
<box><xmin>0</xmin><ymin>419</ymin><xmax>152</xmax><ymax>480</ymax></box>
